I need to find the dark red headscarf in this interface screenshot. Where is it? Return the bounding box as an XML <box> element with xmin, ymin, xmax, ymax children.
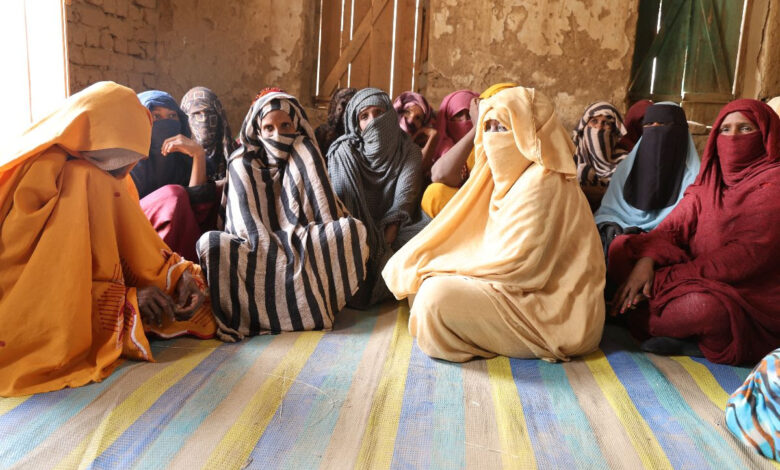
<box><xmin>695</xmin><ymin>98</ymin><xmax>780</xmax><ymax>195</ymax></box>
<box><xmin>617</xmin><ymin>99</ymin><xmax>653</xmax><ymax>152</ymax></box>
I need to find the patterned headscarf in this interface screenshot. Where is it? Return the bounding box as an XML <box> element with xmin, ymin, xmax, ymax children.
<box><xmin>180</xmin><ymin>87</ymin><xmax>236</xmax><ymax>180</ymax></box>
<box><xmin>235</xmin><ymin>93</ymin><xmax>315</xmax><ymax>166</ymax></box>
<box><xmin>572</xmin><ymin>101</ymin><xmax>628</xmax><ymax>185</ymax></box>
<box><xmin>393</xmin><ymin>91</ymin><xmax>434</xmax><ymax>135</ymax></box>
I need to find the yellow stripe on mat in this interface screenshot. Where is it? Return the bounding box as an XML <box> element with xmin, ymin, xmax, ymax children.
<box><xmin>584</xmin><ymin>350</ymin><xmax>673</xmax><ymax>470</ymax></box>
<box><xmin>486</xmin><ymin>356</ymin><xmax>536</xmax><ymax>470</ymax></box>
<box><xmin>0</xmin><ymin>396</ymin><xmax>30</xmax><ymax>417</ymax></box>
<box><xmin>54</xmin><ymin>340</ymin><xmax>221</xmax><ymax>470</ymax></box>
<box><xmin>203</xmin><ymin>331</ymin><xmax>324</xmax><ymax>469</ymax></box>
<box><xmin>670</xmin><ymin>357</ymin><xmax>730</xmax><ymax>409</ymax></box>
<box><xmin>354</xmin><ymin>303</ymin><xmax>414</xmax><ymax>470</ymax></box>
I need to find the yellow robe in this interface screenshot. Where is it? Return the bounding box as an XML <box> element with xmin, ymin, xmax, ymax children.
<box><xmin>0</xmin><ymin>82</ymin><xmax>215</xmax><ymax>397</ymax></box>
<box><xmin>383</xmin><ymin>87</ymin><xmax>605</xmax><ymax>362</ymax></box>
<box><xmin>421</xmin><ymin>83</ymin><xmax>516</xmax><ymax>218</ymax></box>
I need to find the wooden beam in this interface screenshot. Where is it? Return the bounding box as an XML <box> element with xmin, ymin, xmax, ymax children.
<box><xmin>320</xmin><ymin>0</ymin><xmax>391</xmax><ymax>98</ymax></box>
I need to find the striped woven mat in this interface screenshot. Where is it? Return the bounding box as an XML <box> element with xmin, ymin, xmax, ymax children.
<box><xmin>0</xmin><ymin>301</ymin><xmax>775</xmax><ymax>469</ymax></box>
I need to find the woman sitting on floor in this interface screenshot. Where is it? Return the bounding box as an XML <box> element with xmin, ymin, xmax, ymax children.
<box><xmin>609</xmin><ymin>99</ymin><xmax>780</xmax><ymax>365</ymax></box>
<box><xmin>382</xmin><ymin>86</ymin><xmax>605</xmax><ymax>363</ymax></box>
<box><xmin>0</xmin><ymin>82</ymin><xmax>215</xmax><ymax>397</ymax></box>
<box><xmin>393</xmin><ymin>91</ymin><xmax>438</xmax><ymax>174</ymax></box>
<box><xmin>328</xmin><ymin>88</ymin><xmax>430</xmax><ymax>309</ymax></box>
<box><xmin>595</xmin><ymin>102</ymin><xmax>700</xmax><ymax>261</ymax></box>
<box><xmin>315</xmin><ymin>87</ymin><xmax>357</xmax><ymax>157</ymax></box>
<box><xmin>132</xmin><ymin>89</ymin><xmax>219</xmax><ymax>261</ymax></box>
<box><xmin>572</xmin><ymin>101</ymin><xmax>628</xmax><ymax>210</ymax></box>
<box><xmin>421</xmin><ymin>83</ymin><xmax>516</xmax><ymax>218</ymax></box>
<box><xmin>197</xmin><ymin>89</ymin><xmax>368</xmax><ymax>341</ymax></box>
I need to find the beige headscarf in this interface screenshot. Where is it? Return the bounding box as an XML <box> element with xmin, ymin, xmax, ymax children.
<box><xmin>382</xmin><ymin>86</ymin><xmax>605</xmax><ymax>359</ymax></box>
<box><xmin>767</xmin><ymin>96</ymin><xmax>780</xmax><ymax>117</ymax></box>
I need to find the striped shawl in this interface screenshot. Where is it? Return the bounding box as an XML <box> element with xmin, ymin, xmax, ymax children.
<box><xmin>197</xmin><ymin>92</ymin><xmax>368</xmax><ymax>341</ymax></box>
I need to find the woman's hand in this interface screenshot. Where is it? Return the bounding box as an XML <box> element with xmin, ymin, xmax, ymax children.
<box><xmin>138</xmin><ymin>286</ymin><xmax>176</xmax><ymax>327</ymax></box>
<box><xmin>412</xmin><ymin>127</ymin><xmax>437</xmax><ymax>147</ymax></box>
<box><xmin>161</xmin><ymin>134</ymin><xmax>205</xmax><ymax>160</ymax></box>
<box><xmin>611</xmin><ymin>257</ymin><xmax>655</xmax><ymax>316</ymax></box>
<box><xmin>174</xmin><ymin>270</ymin><xmax>206</xmax><ymax>320</ymax></box>
<box><xmin>162</xmin><ymin>134</ymin><xmax>208</xmax><ymax>186</ymax></box>
<box><xmin>469</xmin><ymin>97</ymin><xmax>480</xmax><ymax>123</ymax></box>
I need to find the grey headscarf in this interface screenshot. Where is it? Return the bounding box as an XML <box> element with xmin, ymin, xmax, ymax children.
<box><xmin>327</xmin><ymin>88</ymin><xmax>427</xmax><ymax>307</ymax></box>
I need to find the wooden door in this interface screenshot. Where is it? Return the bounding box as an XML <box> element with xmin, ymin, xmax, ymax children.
<box><xmin>314</xmin><ymin>0</ymin><xmax>429</xmax><ymax>106</ymax></box>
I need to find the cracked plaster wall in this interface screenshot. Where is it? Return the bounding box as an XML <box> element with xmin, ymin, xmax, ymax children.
<box><xmin>426</xmin><ymin>0</ymin><xmax>640</xmax><ymax>129</ymax></box>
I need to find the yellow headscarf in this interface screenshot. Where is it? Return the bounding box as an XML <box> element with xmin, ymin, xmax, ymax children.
<box><xmin>767</xmin><ymin>96</ymin><xmax>780</xmax><ymax>117</ymax></box>
<box><xmin>461</xmin><ymin>82</ymin><xmax>518</xmax><ymax>171</ymax></box>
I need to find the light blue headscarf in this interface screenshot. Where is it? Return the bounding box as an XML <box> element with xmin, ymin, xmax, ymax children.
<box><xmin>594</xmin><ymin>102</ymin><xmax>700</xmax><ymax>231</ymax></box>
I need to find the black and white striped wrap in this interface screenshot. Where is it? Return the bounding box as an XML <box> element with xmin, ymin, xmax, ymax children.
<box><xmin>572</xmin><ymin>101</ymin><xmax>628</xmax><ymax>185</ymax></box>
<box><xmin>197</xmin><ymin>92</ymin><xmax>369</xmax><ymax>341</ymax></box>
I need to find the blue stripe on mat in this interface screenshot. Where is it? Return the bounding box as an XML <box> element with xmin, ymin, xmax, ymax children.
<box><xmin>509</xmin><ymin>359</ymin><xmax>580</xmax><ymax>469</ymax></box>
<box><xmin>0</xmin><ymin>342</ymin><xmax>175</xmax><ymax>468</ymax></box>
<box><xmin>130</xmin><ymin>336</ymin><xmax>274</xmax><ymax>470</ymax></box>
<box><xmin>430</xmin><ymin>358</ymin><xmax>466</xmax><ymax>470</ymax></box>
<box><xmin>690</xmin><ymin>357</ymin><xmax>750</xmax><ymax>394</ymax></box>
<box><xmin>89</xmin><ymin>343</ymin><xmax>237</xmax><ymax>470</ymax></box>
<box><xmin>0</xmin><ymin>363</ymin><xmax>134</xmax><ymax>467</ymax></box>
<box><xmin>600</xmin><ymin>341</ymin><xmax>711</xmax><ymax>469</ymax></box>
<box><xmin>629</xmin><ymin>351</ymin><xmax>748</xmax><ymax>470</ymax></box>
<box><xmin>389</xmin><ymin>340</ymin><xmax>437</xmax><ymax>470</ymax></box>
<box><xmin>537</xmin><ymin>360</ymin><xmax>608</xmax><ymax>470</ymax></box>
<box><xmin>252</xmin><ymin>312</ymin><xmax>378</xmax><ymax>469</ymax></box>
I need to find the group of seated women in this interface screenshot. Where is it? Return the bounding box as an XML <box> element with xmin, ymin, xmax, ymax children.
<box><xmin>1</xmin><ymin>78</ymin><xmax>779</xmax><ymax>403</ymax></box>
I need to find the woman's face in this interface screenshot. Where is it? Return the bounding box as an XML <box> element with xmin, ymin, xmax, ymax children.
<box><xmin>719</xmin><ymin>111</ymin><xmax>758</xmax><ymax>136</ymax></box>
<box><xmin>260</xmin><ymin>110</ymin><xmax>294</xmax><ymax>138</ymax></box>
<box><xmin>402</xmin><ymin>104</ymin><xmax>425</xmax><ymax>130</ymax></box>
<box><xmin>358</xmin><ymin>106</ymin><xmax>385</xmax><ymax>131</ymax></box>
<box><xmin>484</xmin><ymin>119</ymin><xmax>508</xmax><ymax>133</ymax></box>
<box><xmin>451</xmin><ymin>109</ymin><xmax>470</xmax><ymax>122</ymax></box>
<box><xmin>151</xmin><ymin>106</ymin><xmax>178</xmax><ymax>122</ymax></box>
<box><xmin>587</xmin><ymin>114</ymin><xmax>615</xmax><ymax>131</ymax></box>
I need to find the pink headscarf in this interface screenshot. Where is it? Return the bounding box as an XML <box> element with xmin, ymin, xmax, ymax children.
<box><xmin>393</xmin><ymin>91</ymin><xmax>433</xmax><ymax>135</ymax></box>
<box><xmin>433</xmin><ymin>90</ymin><xmax>478</xmax><ymax>160</ymax></box>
